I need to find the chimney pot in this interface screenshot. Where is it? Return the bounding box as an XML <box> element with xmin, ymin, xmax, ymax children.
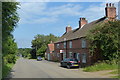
<box><xmin>109</xmin><ymin>3</ymin><xmax>112</xmax><ymax>7</ymax></box>
<box><xmin>106</xmin><ymin>3</ymin><xmax>108</xmax><ymax>7</ymax></box>
<box><xmin>112</xmin><ymin>3</ymin><xmax>114</xmax><ymax>7</ymax></box>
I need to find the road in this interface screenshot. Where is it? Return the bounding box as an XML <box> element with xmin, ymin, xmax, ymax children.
<box><xmin>7</xmin><ymin>58</ymin><xmax>114</xmax><ymax>78</ymax></box>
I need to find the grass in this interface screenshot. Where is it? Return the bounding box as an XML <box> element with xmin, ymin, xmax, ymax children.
<box><xmin>2</xmin><ymin>63</ymin><xmax>14</xmax><ymax>78</ymax></box>
<box><xmin>83</xmin><ymin>61</ymin><xmax>119</xmax><ymax>78</ymax></box>
<box><xmin>109</xmin><ymin>70</ymin><xmax>120</xmax><ymax>78</ymax></box>
<box><xmin>83</xmin><ymin>62</ymin><xmax>118</xmax><ymax>72</ymax></box>
<box><xmin>109</xmin><ymin>70</ymin><xmax>118</xmax><ymax>74</ymax></box>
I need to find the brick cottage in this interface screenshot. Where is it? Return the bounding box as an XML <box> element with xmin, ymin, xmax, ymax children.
<box><xmin>45</xmin><ymin>3</ymin><xmax>117</xmax><ymax>67</ymax></box>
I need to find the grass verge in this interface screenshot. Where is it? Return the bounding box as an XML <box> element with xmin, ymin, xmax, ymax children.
<box><xmin>83</xmin><ymin>61</ymin><xmax>119</xmax><ymax>78</ymax></box>
<box><xmin>83</xmin><ymin>62</ymin><xmax>118</xmax><ymax>72</ymax></box>
<box><xmin>2</xmin><ymin>63</ymin><xmax>14</xmax><ymax>78</ymax></box>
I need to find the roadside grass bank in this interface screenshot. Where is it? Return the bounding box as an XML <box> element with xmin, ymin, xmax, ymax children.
<box><xmin>2</xmin><ymin>56</ymin><xmax>19</xmax><ymax>78</ymax></box>
<box><xmin>2</xmin><ymin>63</ymin><xmax>14</xmax><ymax>78</ymax></box>
<box><xmin>83</xmin><ymin>61</ymin><xmax>119</xmax><ymax>78</ymax></box>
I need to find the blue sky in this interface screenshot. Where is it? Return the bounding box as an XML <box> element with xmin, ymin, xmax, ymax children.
<box><xmin>13</xmin><ymin>2</ymin><xmax>118</xmax><ymax>48</ymax></box>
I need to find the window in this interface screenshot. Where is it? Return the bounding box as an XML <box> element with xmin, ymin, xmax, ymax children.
<box><xmin>57</xmin><ymin>53</ymin><xmax>59</xmax><ymax>57</ymax></box>
<box><xmin>69</xmin><ymin>52</ymin><xmax>73</xmax><ymax>58</ymax></box>
<box><xmin>82</xmin><ymin>53</ymin><xmax>87</xmax><ymax>63</ymax></box>
<box><xmin>57</xmin><ymin>44</ymin><xmax>60</xmax><ymax>48</ymax></box>
<box><xmin>63</xmin><ymin>52</ymin><xmax>66</xmax><ymax>60</ymax></box>
<box><xmin>64</xmin><ymin>42</ymin><xmax>66</xmax><ymax>48</ymax></box>
<box><xmin>82</xmin><ymin>39</ymin><xmax>86</xmax><ymax>48</ymax></box>
<box><xmin>76</xmin><ymin>53</ymin><xmax>80</xmax><ymax>61</ymax></box>
<box><xmin>69</xmin><ymin>41</ymin><xmax>72</xmax><ymax>48</ymax></box>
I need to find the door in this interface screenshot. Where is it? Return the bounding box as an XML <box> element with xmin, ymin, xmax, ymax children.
<box><xmin>63</xmin><ymin>52</ymin><xmax>66</xmax><ymax>60</ymax></box>
<box><xmin>76</xmin><ymin>53</ymin><xmax>80</xmax><ymax>61</ymax></box>
<box><xmin>48</xmin><ymin>53</ymin><xmax>50</xmax><ymax>60</ymax></box>
<box><xmin>73</xmin><ymin>53</ymin><xmax>77</xmax><ymax>59</ymax></box>
<box><xmin>60</xmin><ymin>53</ymin><xmax>63</xmax><ymax>61</ymax></box>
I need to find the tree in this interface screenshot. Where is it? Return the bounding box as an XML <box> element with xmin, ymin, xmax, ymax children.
<box><xmin>2</xmin><ymin>2</ymin><xmax>20</xmax><ymax>63</ymax></box>
<box><xmin>2</xmin><ymin>2</ymin><xmax>20</xmax><ymax>55</ymax></box>
<box><xmin>87</xmin><ymin>20</ymin><xmax>120</xmax><ymax>62</ymax></box>
<box><xmin>18</xmin><ymin>48</ymin><xmax>32</xmax><ymax>58</ymax></box>
<box><xmin>31</xmin><ymin>34</ymin><xmax>59</xmax><ymax>57</ymax></box>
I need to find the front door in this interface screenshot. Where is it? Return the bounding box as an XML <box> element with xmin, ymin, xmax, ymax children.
<box><xmin>74</xmin><ymin>53</ymin><xmax>77</xmax><ymax>59</ymax></box>
<box><xmin>48</xmin><ymin>53</ymin><xmax>50</xmax><ymax>60</ymax></box>
<box><xmin>60</xmin><ymin>53</ymin><xmax>63</xmax><ymax>61</ymax></box>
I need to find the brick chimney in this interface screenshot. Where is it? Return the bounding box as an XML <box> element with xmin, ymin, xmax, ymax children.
<box><xmin>79</xmin><ymin>18</ymin><xmax>87</xmax><ymax>29</ymax></box>
<box><xmin>105</xmin><ymin>3</ymin><xmax>116</xmax><ymax>19</ymax></box>
<box><xmin>66</xmin><ymin>25</ymin><xmax>72</xmax><ymax>33</ymax></box>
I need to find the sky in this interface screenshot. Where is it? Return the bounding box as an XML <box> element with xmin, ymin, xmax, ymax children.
<box><xmin>12</xmin><ymin>1</ymin><xmax>119</xmax><ymax>48</ymax></box>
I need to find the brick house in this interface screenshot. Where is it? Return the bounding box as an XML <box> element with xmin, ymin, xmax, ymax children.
<box><xmin>45</xmin><ymin>43</ymin><xmax>55</xmax><ymax>61</ymax></box>
<box><xmin>53</xmin><ymin>3</ymin><xmax>117</xmax><ymax>67</ymax></box>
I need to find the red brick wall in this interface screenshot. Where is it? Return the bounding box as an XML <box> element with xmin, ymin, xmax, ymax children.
<box><xmin>54</xmin><ymin>38</ymin><xmax>92</xmax><ymax>67</ymax></box>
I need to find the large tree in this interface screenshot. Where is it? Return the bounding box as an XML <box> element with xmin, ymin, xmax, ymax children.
<box><xmin>2</xmin><ymin>2</ymin><xmax>20</xmax><ymax>78</ymax></box>
<box><xmin>87</xmin><ymin>20</ymin><xmax>120</xmax><ymax>62</ymax></box>
<box><xmin>31</xmin><ymin>34</ymin><xmax>59</xmax><ymax>57</ymax></box>
<box><xmin>2</xmin><ymin>2</ymin><xmax>20</xmax><ymax>56</ymax></box>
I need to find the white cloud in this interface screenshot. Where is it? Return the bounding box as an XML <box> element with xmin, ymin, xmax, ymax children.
<box><xmin>18</xmin><ymin>2</ymin><xmax>118</xmax><ymax>25</ymax></box>
<box><xmin>16</xmin><ymin>0</ymin><xmax>120</xmax><ymax>2</ymax></box>
<box><xmin>18</xmin><ymin>3</ymin><xmax>82</xmax><ymax>24</ymax></box>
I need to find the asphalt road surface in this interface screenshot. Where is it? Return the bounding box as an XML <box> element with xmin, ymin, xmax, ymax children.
<box><xmin>7</xmin><ymin>58</ymin><xmax>112</xmax><ymax>78</ymax></box>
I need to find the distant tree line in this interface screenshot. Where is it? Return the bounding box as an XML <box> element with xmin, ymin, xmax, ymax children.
<box><xmin>18</xmin><ymin>48</ymin><xmax>32</xmax><ymax>58</ymax></box>
<box><xmin>31</xmin><ymin>34</ymin><xmax>59</xmax><ymax>58</ymax></box>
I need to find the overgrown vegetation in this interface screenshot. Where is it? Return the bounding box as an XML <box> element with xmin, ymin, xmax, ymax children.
<box><xmin>2</xmin><ymin>63</ymin><xmax>14</xmax><ymax>78</ymax></box>
<box><xmin>31</xmin><ymin>34</ymin><xmax>59</xmax><ymax>58</ymax></box>
<box><xmin>2</xmin><ymin>2</ymin><xmax>20</xmax><ymax>78</ymax></box>
<box><xmin>83</xmin><ymin>61</ymin><xmax>118</xmax><ymax>72</ymax></box>
<box><xmin>84</xmin><ymin>20</ymin><xmax>119</xmax><ymax>78</ymax></box>
<box><xmin>86</xmin><ymin>20</ymin><xmax>120</xmax><ymax>62</ymax></box>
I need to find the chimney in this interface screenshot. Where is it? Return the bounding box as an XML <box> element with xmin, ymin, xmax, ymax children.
<box><xmin>105</xmin><ymin>3</ymin><xmax>116</xmax><ymax>19</ymax></box>
<box><xmin>79</xmin><ymin>18</ymin><xmax>87</xmax><ymax>29</ymax></box>
<box><xmin>66</xmin><ymin>25</ymin><xmax>72</xmax><ymax>33</ymax></box>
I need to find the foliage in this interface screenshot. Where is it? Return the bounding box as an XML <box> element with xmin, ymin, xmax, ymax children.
<box><xmin>86</xmin><ymin>20</ymin><xmax>120</xmax><ymax>61</ymax></box>
<box><xmin>2</xmin><ymin>2</ymin><xmax>20</xmax><ymax>60</ymax></box>
<box><xmin>18</xmin><ymin>48</ymin><xmax>32</xmax><ymax>58</ymax></box>
<box><xmin>2</xmin><ymin>2</ymin><xmax>20</xmax><ymax>40</ymax></box>
<box><xmin>2</xmin><ymin>63</ymin><xmax>14</xmax><ymax>78</ymax></box>
<box><xmin>83</xmin><ymin>60</ymin><xmax>118</xmax><ymax>72</ymax></box>
<box><xmin>2</xmin><ymin>2</ymin><xmax>20</xmax><ymax>78</ymax></box>
<box><xmin>31</xmin><ymin>34</ymin><xmax>59</xmax><ymax>57</ymax></box>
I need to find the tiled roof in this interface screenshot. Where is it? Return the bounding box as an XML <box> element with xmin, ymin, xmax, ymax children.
<box><xmin>55</xmin><ymin>17</ymin><xmax>107</xmax><ymax>43</ymax></box>
<box><xmin>48</xmin><ymin>43</ymin><xmax>54</xmax><ymax>52</ymax></box>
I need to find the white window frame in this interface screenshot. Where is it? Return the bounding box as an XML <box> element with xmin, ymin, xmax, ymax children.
<box><xmin>82</xmin><ymin>39</ymin><xmax>86</xmax><ymax>48</ymax></box>
<box><xmin>69</xmin><ymin>41</ymin><xmax>72</xmax><ymax>48</ymax></box>
<box><xmin>63</xmin><ymin>52</ymin><xmax>66</xmax><ymax>59</ymax></box>
<box><xmin>76</xmin><ymin>53</ymin><xmax>80</xmax><ymax>61</ymax></box>
<box><xmin>64</xmin><ymin>42</ymin><xmax>66</xmax><ymax>48</ymax></box>
<box><xmin>69</xmin><ymin>52</ymin><xmax>73</xmax><ymax>58</ymax></box>
<box><xmin>82</xmin><ymin>53</ymin><xmax>87</xmax><ymax>63</ymax></box>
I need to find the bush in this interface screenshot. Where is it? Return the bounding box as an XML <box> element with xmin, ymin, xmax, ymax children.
<box><xmin>4</xmin><ymin>54</ymin><xmax>16</xmax><ymax>64</ymax></box>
